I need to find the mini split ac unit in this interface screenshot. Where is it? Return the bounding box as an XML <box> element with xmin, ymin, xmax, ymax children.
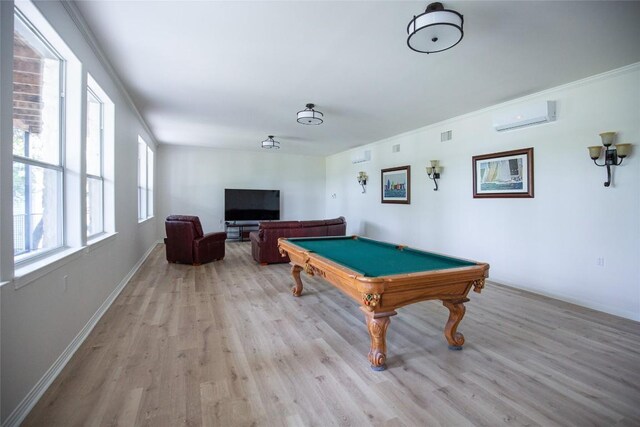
<box><xmin>492</xmin><ymin>101</ymin><xmax>556</xmax><ymax>132</ymax></box>
<box><xmin>351</xmin><ymin>150</ymin><xmax>371</xmax><ymax>164</ymax></box>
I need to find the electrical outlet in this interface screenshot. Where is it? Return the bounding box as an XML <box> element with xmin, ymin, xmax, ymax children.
<box><xmin>596</xmin><ymin>257</ymin><xmax>605</xmax><ymax>267</ymax></box>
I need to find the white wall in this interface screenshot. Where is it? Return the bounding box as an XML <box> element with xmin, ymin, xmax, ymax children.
<box><xmin>1</xmin><ymin>1</ymin><xmax>159</xmax><ymax>423</ymax></box>
<box><xmin>157</xmin><ymin>145</ymin><xmax>326</xmax><ymax>235</ymax></box>
<box><xmin>0</xmin><ymin>2</ymin><xmax>636</xmax><ymax>423</ymax></box>
<box><xmin>0</xmin><ymin>1</ymin><xmax>12</xmax><ymax>420</ymax></box>
<box><xmin>327</xmin><ymin>65</ymin><xmax>640</xmax><ymax>321</ymax></box>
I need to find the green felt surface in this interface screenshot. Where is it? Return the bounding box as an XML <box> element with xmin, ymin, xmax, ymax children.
<box><xmin>288</xmin><ymin>236</ymin><xmax>475</xmax><ymax>277</ymax></box>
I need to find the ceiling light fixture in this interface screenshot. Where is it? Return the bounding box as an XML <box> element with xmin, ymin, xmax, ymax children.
<box><xmin>261</xmin><ymin>135</ymin><xmax>280</xmax><ymax>149</ymax></box>
<box><xmin>297</xmin><ymin>103</ymin><xmax>324</xmax><ymax>125</ymax></box>
<box><xmin>407</xmin><ymin>2</ymin><xmax>464</xmax><ymax>54</ymax></box>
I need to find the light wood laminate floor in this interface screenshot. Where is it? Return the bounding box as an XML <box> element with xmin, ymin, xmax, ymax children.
<box><xmin>24</xmin><ymin>242</ymin><xmax>640</xmax><ymax>426</ymax></box>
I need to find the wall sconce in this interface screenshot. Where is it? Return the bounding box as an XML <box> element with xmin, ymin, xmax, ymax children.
<box><xmin>588</xmin><ymin>132</ymin><xmax>632</xmax><ymax>187</ymax></box>
<box><xmin>357</xmin><ymin>171</ymin><xmax>368</xmax><ymax>193</ymax></box>
<box><xmin>425</xmin><ymin>160</ymin><xmax>442</xmax><ymax>191</ymax></box>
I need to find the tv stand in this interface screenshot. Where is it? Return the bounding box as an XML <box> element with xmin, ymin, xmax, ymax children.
<box><xmin>225</xmin><ymin>222</ymin><xmax>259</xmax><ymax>242</ymax></box>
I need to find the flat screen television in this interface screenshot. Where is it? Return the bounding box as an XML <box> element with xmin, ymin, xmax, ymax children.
<box><xmin>224</xmin><ymin>189</ymin><xmax>280</xmax><ymax>221</ymax></box>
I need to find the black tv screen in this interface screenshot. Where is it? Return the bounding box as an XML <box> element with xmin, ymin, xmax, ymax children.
<box><xmin>225</xmin><ymin>189</ymin><xmax>280</xmax><ymax>221</ymax></box>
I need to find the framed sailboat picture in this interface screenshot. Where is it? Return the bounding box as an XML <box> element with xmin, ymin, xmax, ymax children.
<box><xmin>472</xmin><ymin>148</ymin><xmax>534</xmax><ymax>198</ymax></box>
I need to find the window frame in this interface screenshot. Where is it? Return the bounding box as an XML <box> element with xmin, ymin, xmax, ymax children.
<box><xmin>12</xmin><ymin>6</ymin><xmax>67</xmax><ymax>265</ymax></box>
<box><xmin>147</xmin><ymin>145</ymin><xmax>154</xmax><ymax>218</ymax></box>
<box><xmin>137</xmin><ymin>136</ymin><xmax>154</xmax><ymax>222</ymax></box>
<box><xmin>85</xmin><ymin>85</ymin><xmax>104</xmax><ymax>239</ymax></box>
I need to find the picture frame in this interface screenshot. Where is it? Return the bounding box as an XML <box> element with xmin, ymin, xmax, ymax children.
<box><xmin>381</xmin><ymin>165</ymin><xmax>411</xmax><ymax>204</ymax></box>
<box><xmin>472</xmin><ymin>147</ymin><xmax>534</xmax><ymax>198</ymax></box>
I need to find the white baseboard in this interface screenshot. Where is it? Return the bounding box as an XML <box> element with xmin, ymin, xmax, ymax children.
<box><xmin>489</xmin><ymin>279</ymin><xmax>640</xmax><ymax>322</ymax></box>
<box><xmin>2</xmin><ymin>243</ymin><xmax>159</xmax><ymax>427</ymax></box>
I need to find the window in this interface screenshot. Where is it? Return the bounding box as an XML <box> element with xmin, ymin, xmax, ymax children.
<box><xmin>86</xmin><ymin>87</ymin><xmax>104</xmax><ymax>238</ymax></box>
<box><xmin>138</xmin><ymin>136</ymin><xmax>154</xmax><ymax>220</ymax></box>
<box><xmin>13</xmin><ymin>8</ymin><xmax>65</xmax><ymax>261</ymax></box>
<box><xmin>86</xmin><ymin>74</ymin><xmax>114</xmax><ymax>241</ymax></box>
<box><xmin>147</xmin><ymin>147</ymin><xmax>154</xmax><ymax>217</ymax></box>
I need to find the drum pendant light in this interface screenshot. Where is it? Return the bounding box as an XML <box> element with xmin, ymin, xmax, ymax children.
<box><xmin>297</xmin><ymin>103</ymin><xmax>324</xmax><ymax>125</ymax></box>
<box><xmin>261</xmin><ymin>135</ymin><xmax>280</xmax><ymax>149</ymax></box>
<box><xmin>407</xmin><ymin>2</ymin><xmax>464</xmax><ymax>54</ymax></box>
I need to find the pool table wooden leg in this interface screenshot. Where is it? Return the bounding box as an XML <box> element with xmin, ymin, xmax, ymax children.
<box><xmin>442</xmin><ymin>298</ymin><xmax>469</xmax><ymax>350</ymax></box>
<box><xmin>361</xmin><ymin>308</ymin><xmax>397</xmax><ymax>371</ymax></box>
<box><xmin>290</xmin><ymin>264</ymin><xmax>304</xmax><ymax>297</ymax></box>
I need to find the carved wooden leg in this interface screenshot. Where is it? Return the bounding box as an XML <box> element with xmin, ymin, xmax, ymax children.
<box><xmin>442</xmin><ymin>299</ymin><xmax>468</xmax><ymax>350</ymax></box>
<box><xmin>360</xmin><ymin>308</ymin><xmax>397</xmax><ymax>371</ymax></box>
<box><xmin>290</xmin><ymin>264</ymin><xmax>304</xmax><ymax>297</ymax></box>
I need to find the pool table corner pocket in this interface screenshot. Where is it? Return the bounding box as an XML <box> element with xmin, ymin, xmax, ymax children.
<box><xmin>362</xmin><ymin>292</ymin><xmax>381</xmax><ymax>309</ymax></box>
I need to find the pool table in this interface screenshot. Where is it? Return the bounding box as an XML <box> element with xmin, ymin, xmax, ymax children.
<box><xmin>277</xmin><ymin>235</ymin><xmax>489</xmax><ymax>371</ymax></box>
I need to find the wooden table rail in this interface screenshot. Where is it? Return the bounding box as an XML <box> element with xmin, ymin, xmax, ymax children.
<box><xmin>278</xmin><ymin>235</ymin><xmax>489</xmax><ymax>371</ymax></box>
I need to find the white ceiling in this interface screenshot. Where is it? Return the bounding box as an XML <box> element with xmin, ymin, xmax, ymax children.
<box><xmin>73</xmin><ymin>1</ymin><xmax>640</xmax><ymax>157</ymax></box>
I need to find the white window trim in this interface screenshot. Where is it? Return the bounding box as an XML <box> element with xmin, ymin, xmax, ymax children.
<box><xmin>87</xmin><ymin>73</ymin><xmax>115</xmax><ymax>239</ymax></box>
<box><xmin>137</xmin><ymin>135</ymin><xmax>154</xmax><ymax>222</ymax></box>
<box><xmin>13</xmin><ymin>5</ymin><xmax>67</xmax><ymax>264</ymax></box>
<box><xmin>86</xmin><ymin>85</ymin><xmax>105</xmax><ymax>239</ymax></box>
<box><xmin>13</xmin><ymin>246</ymin><xmax>84</xmax><ymax>290</ymax></box>
<box><xmin>85</xmin><ymin>230</ymin><xmax>118</xmax><ymax>253</ymax></box>
<box><xmin>12</xmin><ymin>0</ymin><xmax>82</xmax><ymax>274</ymax></box>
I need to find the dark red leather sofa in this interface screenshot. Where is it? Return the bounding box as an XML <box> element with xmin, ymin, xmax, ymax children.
<box><xmin>249</xmin><ymin>217</ymin><xmax>346</xmax><ymax>264</ymax></box>
<box><xmin>164</xmin><ymin>215</ymin><xmax>227</xmax><ymax>265</ymax></box>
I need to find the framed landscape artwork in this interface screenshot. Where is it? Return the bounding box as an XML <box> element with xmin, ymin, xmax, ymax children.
<box><xmin>472</xmin><ymin>147</ymin><xmax>534</xmax><ymax>198</ymax></box>
<box><xmin>381</xmin><ymin>165</ymin><xmax>411</xmax><ymax>204</ymax></box>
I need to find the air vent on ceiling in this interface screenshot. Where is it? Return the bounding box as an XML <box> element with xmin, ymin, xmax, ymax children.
<box><xmin>441</xmin><ymin>130</ymin><xmax>452</xmax><ymax>142</ymax></box>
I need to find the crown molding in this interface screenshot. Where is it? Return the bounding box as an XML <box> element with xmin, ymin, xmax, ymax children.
<box><xmin>358</xmin><ymin>62</ymin><xmax>640</xmax><ymax>151</ymax></box>
<box><xmin>61</xmin><ymin>0</ymin><xmax>158</xmax><ymax>148</ymax></box>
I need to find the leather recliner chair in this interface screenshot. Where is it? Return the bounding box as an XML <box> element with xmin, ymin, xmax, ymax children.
<box><xmin>164</xmin><ymin>215</ymin><xmax>226</xmax><ymax>265</ymax></box>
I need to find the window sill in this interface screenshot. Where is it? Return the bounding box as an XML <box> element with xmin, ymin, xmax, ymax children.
<box><xmin>138</xmin><ymin>216</ymin><xmax>155</xmax><ymax>225</ymax></box>
<box><xmin>85</xmin><ymin>232</ymin><xmax>118</xmax><ymax>253</ymax></box>
<box><xmin>11</xmin><ymin>233</ymin><xmax>119</xmax><ymax>290</ymax></box>
<box><xmin>13</xmin><ymin>247</ymin><xmax>85</xmax><ymax>290</ymax></box>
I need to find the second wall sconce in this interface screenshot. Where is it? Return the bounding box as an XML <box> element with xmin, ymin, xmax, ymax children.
<box><xmin>588</xmin><ymin>131</ymin><xmax>632</xmax><ymax>187</ymax></box>
<box><xmin>426</xmin><ymin>160</ymin><xmax>442</xmax><ymax>191</ymax></box>
<box><xmin>357</xmin><ymin>171</ymin><xmax>368</xmax><ymax>193</ymax></box>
